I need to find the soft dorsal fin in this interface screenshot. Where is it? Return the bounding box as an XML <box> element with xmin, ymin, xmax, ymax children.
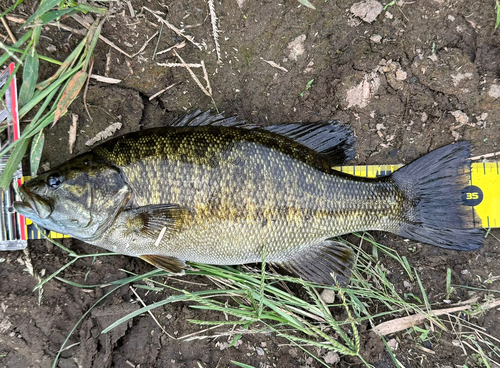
<box><xmin>170</xmin><ymin>110</ymin><xmax>356</xmax><ymax>165</ymax></box>
<box><xmin>276</xmin><ymin>239</ymin><xmax>354</xmax><ymax>286</ymax></box>
<box><xmin>261</xmin><ymin>122</ymin><xmax>355</xmax><ymax>164</ymax></box>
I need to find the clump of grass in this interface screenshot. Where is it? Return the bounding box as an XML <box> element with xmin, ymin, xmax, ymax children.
<box><xmin>0</xmin><ymin>0</ymin><xmax>106</xmax><ymax>190</ymax></box>
<box><xmin>39</xmin><ymin>230</ymin><xmax>500</xmax><ymax>367</ymax></box>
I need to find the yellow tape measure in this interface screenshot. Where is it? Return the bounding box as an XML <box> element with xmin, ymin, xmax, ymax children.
<box><xmin>22</xmin><ymin>162</ymin><xmax>499</xmax><ymax>239</ymax></box>
<box><xmin>333</xmin><ymin>163</ymin><xmax>499</xmax><ymax>229</ymax></box>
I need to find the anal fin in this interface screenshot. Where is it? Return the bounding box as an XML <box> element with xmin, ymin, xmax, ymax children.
<box><xmin>276</xmin><ymin>240</ymin><xmax>354</xmax><ymax>286</ymax></box>
<box><xmin>140</xmin><ymin>255</ymin><xmax>187</xmax><ymax>275</ymax></box>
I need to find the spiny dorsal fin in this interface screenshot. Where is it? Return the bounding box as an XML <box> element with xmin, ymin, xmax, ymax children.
<box><xmin>124</xmin><ymin>204</ymin><xmax>193</xmax><ymax>239</ymax></box>
<box><xmin>171</xmin><ymin>110</ymin><xmax>355</xmax><ymax>165</ymax></box>
<box><xmin>140</xmin><ymin>255</ymin><xmax>186</xmax><ymax>274</ymax></box>
<box><xmin>276</xmin><ymin>240</ymin><xmax>354</xmax><ymax>286</ymax></box>
<box><xmin>171</xmin><ymin>109</ymin><xmax>248</xmax><ymax>128</ymax></box>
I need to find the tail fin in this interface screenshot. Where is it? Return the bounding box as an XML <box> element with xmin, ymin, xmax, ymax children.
<box><xmin>391</xmin><ymin>142</ymin><xmax>484</xmax><ymax>251</ymax></box>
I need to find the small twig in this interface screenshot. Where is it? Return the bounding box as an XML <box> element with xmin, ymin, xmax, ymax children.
<box><xmin>260</xmin><ymin>58</ymin><xmax>288</xmax><ymax>72</ymax></box>
<box><xmin>374</xmin><ymin>299</ymin><xmax>500</xmax><ymax>336</ymax></box>
<box><xmin>157</xmin><ymin>62</ymin><xmax>202</xmax><ymax>68</ymax></box>
<box><xmin>1</xmin><ymin>17</ymin><xmax>17</xmax><ymax>43</ymax></box>
<box><xmin>149</xmin><ymin>82</ymin><xmax>180</xmax><ymax>101</ymax></box>
<box><xmin>129</xmin><ymin>286</ymin><xmax>177</xmax><ymax>340</ymax></box>
<box><xmin>90</xmin><ymin>74</ymin><xmax>122</xmax><ymax>84</ymax></box>
<box><xmin>130</xmin><ymin>31</ymin><xmax>159</xmax><ymax>58</ymax></box>
<box><xmin>4</xmin><ymin>15</ymin><xmax>26</xmax><ymax>24</ymax></box>
<box><xmin>144</xmin><ymin>7</ymin><xmax>204</xmax><ymax>50</ymax></box>
<box><xmin>60</xmin><ymin>342</ymin><xmax>80</xmax><ymax>352</ymax></box>
<box><xmin>154</xmin><ymin>227</ymin><xmax>167</xmax><ymax>247</ymax></box>
<box><xmin>126</xmin><ymin>1</ymin><xmax>135</xmax><ymax>17</ymax></box>
<box><xmin>152</xmin><ymin>22</ymin><xmax>163</xmax><ymax>60</ymax></box>
<box><xmin>173</xmin><ymin>50</ymin><xmax>212</xmax><ymax>99</ymax></box>
<box><xmin>156</xmin><ymin>41</ymin><xmax>186</xmax><ymax>56</ymax></box>
<box><xmin>18</xmin><ymin>15</ymin><xmax>88</xmax><ymax>36</ymax></box>
<box><xmin>104</xmin><ymin>48</ymin><xmax>112</xmax><ymax>77</ymax></box>
<box><xmin>69</xmin><ymin>114</ymin><xmax>78</xmax><ymax>154</ymax></box>
<box><xmin>208</xmin><ymin>0</ymin><xmax>221</xmax><ymax>63</ymax></box>
<box><xmin>201</xmin><ymin>60</ymin><xmax>212</xmax><ymax>96</ymax></box>
<box><xmin>178</xmin><ymin>323</ymin><xmax>226</xmax><ymax>340</ymax></box>
<box><xmin>469</xmin><ymin>151</ymin><xmax>500</xmax><ymax>161</ymax></box>
<box><xmin>71</xmin><ymin>14</ymin><xmax>133</xmax><ymax>58</ymax></box>
<box><xmin>83</xmin><ymin>58</ymin><xmax>94</xmax><ymax>121</ymax></box>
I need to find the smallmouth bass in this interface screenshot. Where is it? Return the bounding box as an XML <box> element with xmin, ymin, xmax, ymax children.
<box><xmin>14</xmin><ymin>110</ymin><xmax>484</xmax><ymax>284</ymax></box>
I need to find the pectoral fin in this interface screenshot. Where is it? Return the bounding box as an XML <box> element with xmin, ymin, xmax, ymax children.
<box><xmin>140</xmin><ymin>255</ymin><xmax>187</xmax><ymax>274</ymax></box>
<box><xmin>276</xmin><ymin>240</ymin><xmax>354</xmax><ymax>286</ymax></box>
<box><xmin>123</xmin><ymin>204</ymin><xmax>193</xmax><ymax>239</ymax></box>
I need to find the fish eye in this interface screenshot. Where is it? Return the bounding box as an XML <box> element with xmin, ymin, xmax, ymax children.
<box><xmin>46</xmin><ymin>172</ymin><xmax>64</xmax><ymax>189</ymax></box>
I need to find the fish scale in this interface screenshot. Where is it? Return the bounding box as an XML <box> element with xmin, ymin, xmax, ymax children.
<box><xmin>15</xmin><ymin>110</ymin><xmax>484</xmax><ymax>285</ymax></box>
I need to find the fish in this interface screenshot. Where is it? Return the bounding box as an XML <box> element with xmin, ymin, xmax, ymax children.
<box><xmin>14</xmin><ymin>110</ymin><xmax>484</xmax><ymax>285</ymax></box>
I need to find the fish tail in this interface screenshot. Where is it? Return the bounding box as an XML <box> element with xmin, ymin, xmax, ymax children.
<box><xmin>391</xmin><ymin>141</ymin><xmax>484</xmax><ymax>251</ymax></box>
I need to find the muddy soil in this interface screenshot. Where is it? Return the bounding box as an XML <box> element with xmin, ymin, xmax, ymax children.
<box><xmin>1</xmin><ymin>0</ymin><xmax>500</xmax><ymax>367</ymax></box>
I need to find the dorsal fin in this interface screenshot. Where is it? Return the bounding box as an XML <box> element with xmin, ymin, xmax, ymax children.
<box><xmin>171</xmin><ymin>110</ymin><xmax>356</xmax><ymax>165</ymax></box>
<box><xmin>262</xmin><ymin>121</ymin><xmax>355</xmax><ymax>164</ymax></box>
<box><xmin>170</xmin><ymin>109</ymin><xmax>248</xmax><ymax>128</ymax></box>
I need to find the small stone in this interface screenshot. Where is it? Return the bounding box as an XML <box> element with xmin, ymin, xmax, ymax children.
<box><xmin>286</xmin><ymin>35</ymin><xmax>306</xmax><ymax>62</ymax></box>
<box><xmin>46</xmin><ymin>44</ymin><xmax>57</xmax><ymax>52</ymax></box>
<box><xmin>421</xmin><ymin>112</ymin><xmax>428</xmax><ymax>122</ymax></box>
<box><xmin>323</xmin><ymin>351</ymin><xmax>340</xmax><ymax>364</ymax></box>
<box><xmin>451</xmin><ymin>110</ymin><xmax>469</xmax><ymax>125</ymax></box>
<box><xmin>448</xmin><ymin>15</ymin><xmax>455</xmax><ymax>21</ymax></box>
<box><xmin>488</xmin><ymin>84</ymin><xmax>500</xmax><ymax>99</ymax></box>
<box><xmin>350</xmin><ymin>0</ymin><xmax>383</xmax><ymax>23</ymax></box>
<box><xmin>387</xmin><ymin>338</ymin><xmax>398</xmax><ymax>351</ymax></box>
<box><xmin>395</xmin><ymin>69</ymin><xmax>407</xmax><ymax>81</ymax></box>
<box><xmin>370</xmin><ymin>34</ymin><xmax>382</xmax><ymax>43</ymax></box>
<box><xmin>320</xmin><ymin>288</ymin><xmax>335</xmax><ymax>304</ymax></box>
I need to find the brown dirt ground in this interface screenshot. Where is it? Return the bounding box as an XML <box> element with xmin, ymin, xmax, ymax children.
<box><xmin>1</xmin><ymin>0</ymin><xmax>500</xmax><ymax>367</ymax></box>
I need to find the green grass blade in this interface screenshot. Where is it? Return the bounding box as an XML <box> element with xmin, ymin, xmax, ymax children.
<box><xmin>297</xmin><ymin>0</ymin><xmax>316</xmax><ymax>9</ymax></box>
<box><xmin>0</xmin><ymin>29</ymin><xmax>32</xmax><ymax>66</ymax></box>
<box><xmin>2</xmin><ymin>45</ymin><xmax>61</xmax><ymax>65</ymax></box>
<box><xmin>0</xmin><ymin>137</ymin><xmax>29</xmax><ymax>191</ymax></box>
<box><xmin>30</xmin><ymin>130</ymin><xmax>44</xmax><ymax>176</ymax></box>
<box><xmin>496</xmin><ymin>0</ymin><xmax>500</xmax><ymax>31</ymax></box>
<box><xmin>37</xmin><ymin>8</ymin><xmax>76</xmax><ymax>25</ymax></box>
<box><xmin>52</xmin><ymin>70</ymin><xmax>87</xmax><ymax>125</ymax></box>
<box><xmin>231</xmin><ymin>362</ymin><xmax>256</xmax><ymax>368</ymax></box>
<box><xmin>18</xmin><ymin>47</ymin><xmax>39</xmax><ymax>107</ymax></box>
<box><xmin>19</xmin><ymin>63</ymin><xmax>81</xmax><ymax>118</ymax></box>
<box><xmin>0</xmin><ymin>0</ymin><xmax>24</xmax><ymax>18</ymax></box>
<box><xmin>36</xmin><ymin>36</ymin><xmax>86</xmax><ymax>90</ymax></box>
<box><xmin>73</xmin><ymin>3</ymin><xmax>107</xmax><ymax>15</ymax></box>
<box><xmin>82</xmin><ymin>20</ymin><xmax>102</xmax><ymax>70</ymax></box>
<box><xmin>23</xmin><ymin>0</ymin><xmax>64</xmax><ymax>29</ymax></box>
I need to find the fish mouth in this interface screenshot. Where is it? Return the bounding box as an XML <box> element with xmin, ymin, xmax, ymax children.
<box><xmin>14</xmin><ymin>187</ymin><xmax>53</xmax><ymax>220</ymax></box>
